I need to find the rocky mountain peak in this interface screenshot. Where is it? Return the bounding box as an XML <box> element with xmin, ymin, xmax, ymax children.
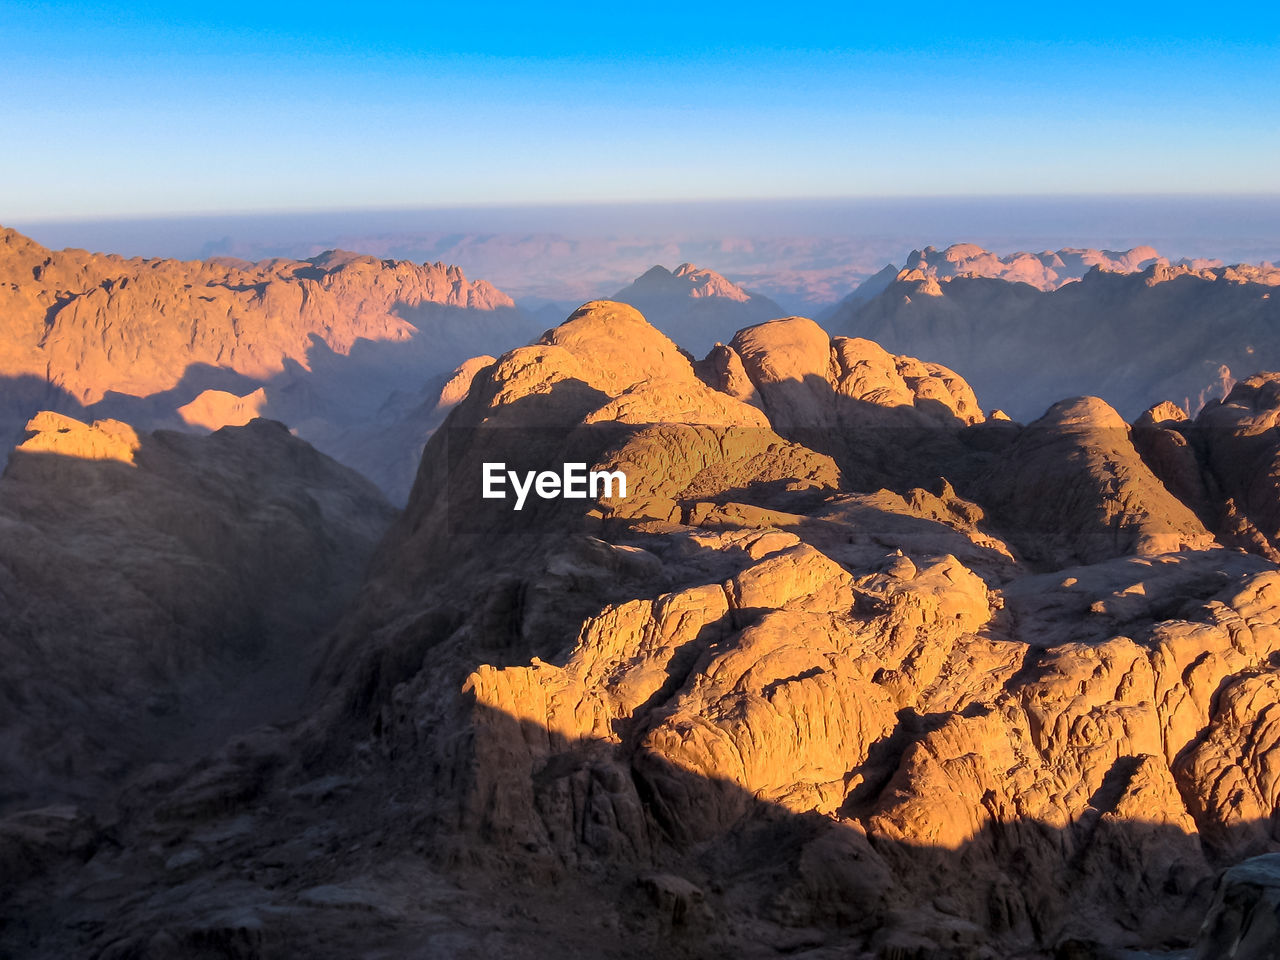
<box><xmin>623</xmin><ymin>261</ymin><xmax>753</xmax><ymax>303</ymax></box>
<box><xmin>611</xmin><ymin>263</ymin><xmax>786</xmax><ymax>356</ymax></box>
<box><xmin>540</xmin><ymin>299</ymin><xmax>693</xmax><ymax>393</ymax></box>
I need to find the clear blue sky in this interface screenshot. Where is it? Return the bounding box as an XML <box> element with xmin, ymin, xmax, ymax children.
<box><xmin>2</xmin><ymin>0</ymin><xmax>1277</xmax><ymax>220</ymax></box>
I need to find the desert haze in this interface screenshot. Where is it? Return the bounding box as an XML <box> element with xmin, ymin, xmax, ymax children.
<box><xmin>1</xmin><ymin>213</ymin><xmax>1280</xmax><ymax>959</ymax></box>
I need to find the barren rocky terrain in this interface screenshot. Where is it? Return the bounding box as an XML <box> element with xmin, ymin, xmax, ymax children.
<box><xmin>6</xmin><ymin>289</ymin><xmax>1280</xmax><ymax>957</ymax></box>
<box><xmin>831</xmin><ymin>244</ymin><xmax>1280</xmax><ymax>422</ymax></box>
<box><xmin>0</xmin><ymin>226</ymin><xmax>542</xmax><ymax>503</ymax></box>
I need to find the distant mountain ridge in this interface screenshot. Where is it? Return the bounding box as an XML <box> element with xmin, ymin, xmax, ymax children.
<box><xmin>611</xmin><ymin>261</ymin><xmax>785</xmax><ymax>354</ymax></box>
<box><xmin>830</xmin><ymin>244</ymin><xmax>1280</xmax><ymax>420</ymax></box>
<box><xmin>0</xmin><ymin>225</ymin><xmax>542</xmax><ymax>500</ymax></box>
<box><xmin>0</xmin><ymin>226</ymin><xmax>516</xmax><ymax>403</ymax></box>
<box><xmin>6</xmin><ymin>225</ymin><xmax>1279</xmax><ymax>503</ymax></box>
<box><xmin>897</xmin><ymin>242</ymin><xmax>1167</xmax><ymax>289</ymax></box>
<box><xmin>626</xmin><ymin>262</ymin><xmax>755</xmax><ymax>302</ymax></box>
<box><xmin>835</xmin><ymin>242</ymin><xmax>1277</xmax><ymax>302</ymax></box>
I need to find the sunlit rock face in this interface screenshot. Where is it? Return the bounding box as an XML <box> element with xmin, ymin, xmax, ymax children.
<box><xmin>15</xmin><ymin>410</ymin><xmax>141</xmax><ymax>464</ymax></box>
<box><xmin>177</xmin><ymin>387</ymin><xmax>268</xmax><ymax>430</ymax></box>
<box><xmin>0</xmin><ymin>225</ymin><xmax>541</xmax><ymax>501</ymax></box>
<box><xmin>897</xmin><ymin>242</ymin><xmax>1169</xmax><ymax>291</ymax></box>
<box><xmin>0</xmin><ymin>226</ymin><xmax>516</xmax><ymax>406</ymax></box>
<box><xmin>284</xmin><ymin>304</ymin><xmax>1280</xmax><ymax>956</ymax></box>
<box><xmin>11</xmin><ymin>301</ymin><xmax>1280</xmax><ymax>959</ymax></box>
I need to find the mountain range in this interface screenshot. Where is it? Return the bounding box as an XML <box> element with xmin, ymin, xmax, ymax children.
<box><xmin>7</xmin><ymin>222</ymin><xmax>1278</xmax><ymax>500</ymax></box>
<box><xmin>6</xmin><ymin>285</ymin><xmax>1280</xmax><ymax>956</ymax></box>
<box><xmin>0</xmin><ymin>229</ymin><xmax>802</xmax><ymax>503</ymax></box>
<box><xmin>830</xmin><ymin>244</ymin><xmax>1280</xmax><ymax>420</ymax></box>
<box><xmin>0</xmin><ymin>226</ymin><xmax>545</xmax><ymax>503</ymax></box>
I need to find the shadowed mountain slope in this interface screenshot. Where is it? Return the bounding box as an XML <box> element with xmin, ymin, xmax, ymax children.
<box><xmin>0</xmin><ymin>413</ymin><xmax>395</xmax><ymax>812</ymax></box>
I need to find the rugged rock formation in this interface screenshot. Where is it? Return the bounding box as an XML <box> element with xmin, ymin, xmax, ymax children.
<box><xmin>10</xmin><ymin>302</ymin><xmax>1280</xmax><ymax>959</ymax></box>
<box><xmin>1197</xmin><ymin>375</ymin><xmax>1280</xmax><ymax>548</ymax></box>
<box><xmin>0</xmin><ymin>225</ymin><xmax>542</xmax><ymax>500</ymax></box>
<box><xmin>893</xmin><ymin>242</ymin><xmax>1170</xmax><ymax>290</ymax></box>
<box><xmin>302</xmin><ymin>304</ymin><xmax>1280</xmax><ymax>958</ymax></box>
<box><xmin>177</xmin><ymin>386</ymin><xmax>269</xmax><ymax>430</ymax></box>
<box><xmin>612</xmin><ymin>263</ymin><xmax>784</xmax><ymax>355</ymax></box>
<box><xmin>1193</xmin><ymin>854</ymin><xmax>1280</xmax><ymax>959</ymax></box>
<box><xmin>831</xmin><ymin>247</ymin><xmax>1280</xmax><ymax>421</ymax></box>
<box><xmin>1132</xmin><ymin>374</ymin><xmax>1280</xmax><ymax>562</ymax></box>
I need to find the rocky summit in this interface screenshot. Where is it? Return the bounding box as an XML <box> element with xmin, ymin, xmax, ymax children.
<box><xmin>8</xmin><ymin>297</ymin><xmax>1280</xmax><ymax>959</ymax></box>
<box><xmin>611</xmin><ymin>263</ymin><xmax>785</xmax><ymax>356</ymax></box>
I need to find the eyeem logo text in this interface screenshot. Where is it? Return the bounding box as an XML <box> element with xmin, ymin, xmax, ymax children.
<box><xmin>482</xmin><ymin>462</ymin><xmax>627</xmax><ymax>511</ymax></box>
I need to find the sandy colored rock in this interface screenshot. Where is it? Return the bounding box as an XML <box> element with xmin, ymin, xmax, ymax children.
<box><xmin>540</xmin><ymin>300</ymin><xmax>694</xmax><ymax>395</ymax></box>
<box><xmin>981</xmin><ymin>396</ymin><xmax>1219</xmax><ymax>564</ymax></box>
<box><xmin>18</xmin><ymin>411</ymin><xmax>140</xmax><ymax>463</ymax></box>
<box><xmin>177</xmin><ymin>387</ymin><xmax>268</xmax><ymax>430</ymax></box>
<box><xmin>692</xmin><ymin>342</ymin><xmax>761</xmax><ymax>407</ymax></box>
<box><xmin>0</xmin><ymin>226</ymin><xmax>541</xmax><ymax>502</ymax></box>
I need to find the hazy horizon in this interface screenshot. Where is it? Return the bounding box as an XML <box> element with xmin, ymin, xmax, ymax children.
<box><xmin>10</xmin><ymin>195</ymin><xmax>1280</xmax><ymax>309</ymax></box>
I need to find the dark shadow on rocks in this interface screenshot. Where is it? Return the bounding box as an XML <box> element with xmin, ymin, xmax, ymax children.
<box><xmin>0</xmin><ymin>373</ymin><xmax>89</xmax><ymax>464</ymax></box>
<box><xmin>0</xmin><ymin>422</ymin><xmax>395</xmax><ymax>818</ymax></box>
<box><xmin>8</xmin><ymin>691</ymin><xmax>1272</xmax><ymax>959</ymax></box>
<box><xmin>86</xmin><ymin>364</ymin><xmax>268</xmax><ymax>428</ymax></box>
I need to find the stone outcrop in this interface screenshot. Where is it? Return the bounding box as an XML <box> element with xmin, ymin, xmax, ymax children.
<box><xmin>0</xmin><ymin>227</ymin><xmax>516</xmax><ymax>406</ymax></box>
<box><xmin>1193</xmin><ymin>854</ymin><xmax>1280</xmax><ymax>960</ymax></box>
<box><xmin>981</xmin><ymin>396</ymin><xmax>1219</xmax><ymax>565</ymax></box>
<box><xmin>176</xmin><ymin>386</ymin><xmax>269</xmax><ymax>430</ymax></box>
<box><xmin>261</xmin><ymin>305</ymin><xmax>1280</xmax><ymax>956</ymax></box>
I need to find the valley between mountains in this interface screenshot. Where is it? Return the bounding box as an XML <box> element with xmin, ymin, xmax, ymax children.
<box><xmin>4</xmin><ymin>229</ymin><xmax>1280</xmax><ymax>958</ymax></box>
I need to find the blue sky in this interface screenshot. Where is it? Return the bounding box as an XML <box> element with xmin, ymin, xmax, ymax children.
<box><xmin>2</xmin><ymin>0</ymin><xmax>1277</xmax><ymax>219</ymax></box>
